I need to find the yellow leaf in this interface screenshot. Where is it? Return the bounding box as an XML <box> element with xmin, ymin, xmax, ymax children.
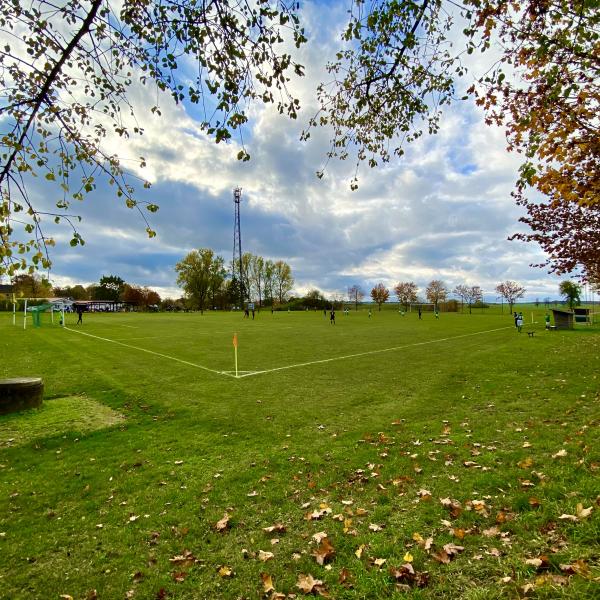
<box><xmin>218</xmin><ymin>565</ymin><xmax>233</xmax><ymax>578</ymax></box>
<box><xmin>403</xmin><ymin>552</ymin><xmax>414</xmax><ymax>563</ymax></box>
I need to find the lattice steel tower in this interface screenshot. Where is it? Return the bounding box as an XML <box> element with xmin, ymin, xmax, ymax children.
<box><xmin>232</xmin><ymin>187</ymin><xmax>245</xmax><ymax>308</ymax></box>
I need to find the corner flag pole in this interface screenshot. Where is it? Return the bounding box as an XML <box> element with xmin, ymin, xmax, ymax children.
<box><xmin>233</xmin><ymin>332</ymin><xmax>238</xmax><ymax>378</ymax></box>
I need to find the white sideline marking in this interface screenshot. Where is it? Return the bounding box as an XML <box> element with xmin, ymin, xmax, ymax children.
<box><xmin>235</xmin><ymin>326</ymin><xmax>514</xmax><ymax>378</ymax></box>
<box><xmin>64</xmin><ymin>327</ymin><xmax>232</xmax><ymax>378</ymax></box>
<box><xmin>64</xmin><ymin>325</ymin><xmax>512</xmax><ymax>381</ymax></box>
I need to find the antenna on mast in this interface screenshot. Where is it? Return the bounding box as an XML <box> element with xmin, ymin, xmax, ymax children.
<box><xmin>233</xmin><ymin>187</ymin><xmax>245</xmax><ymax>308</ymax></box>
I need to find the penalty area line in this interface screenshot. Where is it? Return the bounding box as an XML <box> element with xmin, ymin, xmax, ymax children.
<box><xmin>64</xmin><ymin>327</ymin><xmax>234</xmax><ymax>378</ymax></box>
<box><xmin>236</xmin><ymin>325</ymin><xmax>514</xmax><ymax>379</ymax></box>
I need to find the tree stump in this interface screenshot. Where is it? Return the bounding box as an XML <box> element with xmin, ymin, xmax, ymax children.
<box><xmin>0</xmin><ymin>378</ymin><xmax>44</xmax><ymax>415</ymax></box>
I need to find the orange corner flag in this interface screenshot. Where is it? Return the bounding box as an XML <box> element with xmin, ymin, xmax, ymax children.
<box><xmin>233</xmin><ymin>333</ymin><xmax>238</xmax><ymax>348</ymax></box>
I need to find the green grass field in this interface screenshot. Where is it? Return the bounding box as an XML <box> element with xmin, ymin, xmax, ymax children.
<box><xmin>1</xmin><ymin>307</ymin><xmax>598</xmax><ymax>599</ymax></box>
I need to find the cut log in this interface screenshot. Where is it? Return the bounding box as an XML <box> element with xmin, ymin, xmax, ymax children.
<box><xmin>0</xmin><ymin>378</ymin><xmax>44</xmax><ymax>415</ymax></box>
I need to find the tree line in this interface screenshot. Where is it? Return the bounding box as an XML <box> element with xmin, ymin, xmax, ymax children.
<box><xmin>345</xmin><ymin>280</ymin><xmax>529</xmax><ymax>314</ymax></box>
<box><xmin>175</xmin><ymin>249</ymin><xmax>294</xmax><ymax>313</ymax></box>
<box><xmin>5</xmin><ymin>273</ymin><xmax>161</xmax><ymax>310</ymax></box>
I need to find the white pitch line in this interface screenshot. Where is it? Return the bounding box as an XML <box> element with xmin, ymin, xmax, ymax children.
<box><xmin>235</xmin><ymin>325</ymin><xmax>514</xmax><ymax>378</ymax></box>
<box><xmin>64</xmin><ymin>327</ymin><xmax>233</xmax><ymax>378</ymax></box>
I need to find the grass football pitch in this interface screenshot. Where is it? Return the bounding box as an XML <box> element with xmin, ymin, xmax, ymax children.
<box><xmin>0</xmin><ymin>307</ymin><xmax>598</xmax><ymax>598</ymax></box>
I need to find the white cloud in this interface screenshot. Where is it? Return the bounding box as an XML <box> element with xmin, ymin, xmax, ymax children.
<box><xmin>33</xmin><ymin>0</ymin><xmax>572</xmax><ymax>302</ymax></box>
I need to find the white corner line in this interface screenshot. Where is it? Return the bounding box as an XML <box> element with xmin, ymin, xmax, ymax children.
<box><xmin>64</xmin><ymin>326</ymin><xmax>234</xmax><ymax>378</ymax></box>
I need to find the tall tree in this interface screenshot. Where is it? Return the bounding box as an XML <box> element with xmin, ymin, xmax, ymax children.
<box><xmin>175</xmin><ymin>248</ymin><xmax>224</xmax><ymax>314</ymax></box>
<box><xmin>348</xmin><ymin>285</ymin><xmax>365</xmax><ymax>311</ymax></box>
<box><xmin>249</xmin><ymin>255</ymin><xmax>265</xmax><ymax>308</ymax></box>
<box><xmin>495</xmin><ymin>281</ymin><xmax>526</xmax><ymax>314</ymax></box>
<box><xmin>558</xmin><ymin>281</ymin><xmax>581</xmax><ymax>310</ymax></box>
<box><xmin>426</xmin><ymin>280</ymin><xmax>448</xmax><ymax>309</ymax></box>
<box><xmin>273</xmin><ymin>260</ymin><xmax>294</xmax><ymax>304</ymax></box>
<box><xmin>0</xmin><ymin>0</ymin><xmax>306</xmax><ymax>277</ymax></box>
<box><xmin>263</xmin><ymin>260</ymin><xmax>276</xmax><ymax>307</ymax></box>
<box><xmin>12</xmin><ymin>273</ymin><xmax>52</xmax><ymax>297</ymax></box>
<box><xmin>208</xmin><ymin>256</ymin><xmax>227</xmax><ymax>309</ymax></box>
<box><xmin>94</xmin><ymin>275</ymin><xmax>125</xmax><ymax>302</ymax></box>
<box><xmin>454</xmin><ymin>284</ymin><xmax>482</xmax><ymax>314</ymax></box>
<box><xmin>370</xmin><ymin>283</ymin><xmax>390</xmax><ymax>311</ymax></box>
<box><xmin>394</xmin><ymin>281</ymin><xmax>418</xmax><ymax>311</ymax></box>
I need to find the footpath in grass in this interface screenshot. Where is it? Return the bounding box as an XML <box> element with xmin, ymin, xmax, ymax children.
<box><xmin>0</xmin><ymin>308</ymin><xmax>598</xmax><ymax>599</ymax></box>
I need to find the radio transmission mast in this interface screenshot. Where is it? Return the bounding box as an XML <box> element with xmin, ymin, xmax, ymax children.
<box><xmin>232</xmin><ymin>187</ymin><xmax>245</xmax><ymax>308</ymax></box>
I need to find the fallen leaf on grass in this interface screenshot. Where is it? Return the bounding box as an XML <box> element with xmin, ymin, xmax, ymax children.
<box><xmin>338</xmin><ymin>567</ymin><xmax>353</xmax><ymax>588</ymax></box>
<box><xmin>296</xmin><ymin>573</ymin><xmax>325</xmax><ymax>595</ymax></box>
<box><xmin>59</xmin><ymin>596</ymin><xmax>73</xmax><ymax>600</ymax></box>
<box><xmin>529</xmin><ymin>497</ymin><xmax>541</xmax><ymax>508</ymax></box>
<box><xmin>558</xmin><ymin>514</ymin><xmax>578</xmax><ymax>522</ymax></box>
<box><xmin>215</xmin><ymin>513</ymin><xmax>230</xmax><ymax>531</ymax></box>
<box><xmin>371</xmin><ymin>557</ymin><xmax>387</xmax><ymax>568</ymax></box>
<box><xmin>576</xmin><ymin>503</ymin><xmax>593</xmax><ymax>519</ymax></box>
<box><xmin>218</xmin><ymin>565</ymin><xmax>233</xmax><ymax>578</ymax></box>
<box><xmin>169</xmin><ymin>551</ymin><xmax>197</xmax><ymax>567</ymax></box>
<box><xmin>482</xmin><ymin>526</ymin><xmax>500</xmax><ymax>537</ymax></box>
<box><xmin>355</xmin><ymin>544</ymin><xmax>366</xmax><ymax>559</ymax></box>
<box><xmin>518</xmin><ymin>457</ymin><xmax>533</xmax><ymax>469</ymax></box>
<box><xmin>171</xmin><ymin>571</ymin><xmax>187</xmax><ymax>582</ymax></box>
<box><xmin>417</xmin><ymin>489</ymin><xmax>432</xmax><ymax>501</ymax></box>
<box><xmin>535</xmin><ymin>573</ymin><xmax>569</xmax><ymax>587</ymax></box>
<box><xmin>559</xmin><ymin>559</ymin><xmax>589</xmax><ymax>575</ymax></box>
<box><xmin>259</xmin><ymin>550</ymin><xmax>274</xmax><ymax>562</ymax></box>
<box><xmin>263</xmin><ymin>523</ymin><xmax>286</xmax><ymax>534</ymax></box>
<box><xmin>261</xmin><ymin>572</ymin><xmax>275</xmax><ymax>594</ymax></box>
<box><xmin>368</xmin><ymin>523</ymin><xmax>383</xmax><ymax>532</ymax></box>
<box><xmin>552</xmin><ymin>449</ymin><xmax>567</xmax><ymax>458</ymax></box>
<box><xmin>389</xmin><ymin>563</ymin><xmax>429</xmax><ymax>588</ymax></box>
<box><xmin>312</xmin><ymin>531</ymin><xmax>328</xmax><ymax>543</ymax></box>
<box><xmin>313</xmin><ymin>537</ymin><xmax>335</xmax><ymax>565</ymax></box>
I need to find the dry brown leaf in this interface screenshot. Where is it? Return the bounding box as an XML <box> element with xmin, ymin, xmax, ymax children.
<box><xmin>296</xmin><ymin>573</ymin><xmax>325</xmax><ymax>594</ymax></box>
<box><xmin>258</xmin><ymin>550</ymin><xmax>274</xmax><ymax>562</ymax></box>
<box><xmin>558</xmin><ymin>513</ymin><xmax>578</xmax><ymax>522</ymax></box>
<box><xmin>443</xmin><ymin>543</ymin><xmax>464</xmax><ymax>557</ymax></box>
<box><xmin>169</xmin><ymin>550</ymin><xmax>197</xmax><ymax>567</ymax></box>
<box><xmin>529</xmin><ymin>497</ymin><xmax>541</xmax><ymax>508</ymax></box>
<box><xmin>215</xmin><ymin>513</ymin><xmax>230</xmax><ymax>531</ymax></box>
<box><xmin>552</xmin><ymin>449</ymin><xmax>567</xmax><ymax>458</ymax></box>
<box><xmin>339</xmin><ymin>567</ymin><xmax>353</xmax><ymax>588</ymax></box>
<box><xmin>263</xmin><ymin>523</ymin><xmax>287</xmax><ymax>534</ymax></box>
<box><xmin>171</xmin><ymin>570</ymin><xmax>188</xmax><ymax>582</ymax></box>
<box><xmin>261</xmin><ymin>572</ymin><xmax>275</xmax><ymax>594</ymax></box>
<box><xmin>518</xmin><ymin>457</ymin><xmax>534</xmax><ymax>468</ymax></box>
<box><xmin>313</xmin><ymin>536</ymin><xmax>335</xmax><ymax>565</ymax></box>
<box><xmin>576</xmin><ymin>503</ymin><xmax>593</xmax><ymax>519</ymax></box>
<box><xmin>482</xmin><ymin>526</ymin><xmax>500</xmax><ymax>537</ymax></box>
<box><xmin>312</xmin><ymin>531</ymin><xmax>328</xmax><ymax>543</ymax></box>
<box><xmin>368</xmin><ymin>523</ymin><xmax>383</xmax><ymax>532</ymax></box>
<box><xmin>431</xmin><ymin>550</ymin><xmax>450</xmax><ymax>564</ymax></box>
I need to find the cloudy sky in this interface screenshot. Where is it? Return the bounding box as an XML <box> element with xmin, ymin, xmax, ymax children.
<box><xmin>17</xmin><ymin>0</ymin><xmax>593</xmax><ymax>303</ymax></box>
